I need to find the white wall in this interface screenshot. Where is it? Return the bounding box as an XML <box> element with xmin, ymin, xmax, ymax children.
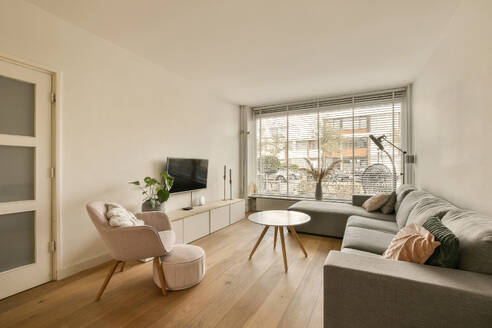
<box><xmin>413</xmin><ymin>0</ymin><xmax>492</xmax><ymax>215</ymax></box>
<box><xmin>0</xmin><ymin>0</ymin><xmax>239</xmax><ymax>278</ymax></box>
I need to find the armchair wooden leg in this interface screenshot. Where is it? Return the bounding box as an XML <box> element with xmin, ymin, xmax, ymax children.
<box><xmin>154</xmin><ymin>256</ymin><xmax>167</xmax><ymax>295</ymax></box>
<box><xmin>95</xmin><ymin>260</ymin><xmax>120</xmax><ymax>302</ymax></box>
<box><xmin>119</xmin><ymin>261</ymin><xmax>126</xmax><ymax>272</ymax></box>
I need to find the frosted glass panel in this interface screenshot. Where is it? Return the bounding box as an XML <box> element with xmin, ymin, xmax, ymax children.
<box><xmin>0</xmin><ymin>75</ymin><xmax>35</xmax><ymax>136</ymax></box>
<box><xmin>0</xmin><ymin>146</ymin><xmax>34</xmax><ymax>202</ymax></box>
<box><xmin>0</xmin><ymin>211</ymin><xmax>35</xmax><ymax>272</ymax></box>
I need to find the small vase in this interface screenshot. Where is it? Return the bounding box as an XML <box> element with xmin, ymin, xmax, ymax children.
<box><xmin>141</xmin><ymin>200</ymin><xmax>166</xmax><ymax>212</ymax></box>
<box><xmin>315</xmin><ymin>182</ymin><xmax>323</xmax><ymax>201</ymax></box>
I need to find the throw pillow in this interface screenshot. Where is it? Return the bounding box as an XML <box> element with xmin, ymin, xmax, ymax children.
<box><xmin>106</xmin><ymin>202</ymin><xmax>144</xmax><ymax>227</ymax></box>
<box><xmin>380</xmin><ymin>191</ymin><xmax>397</xmax><ymax>214</ymax></box>
<box><xmin>382</xmin><ymin>224</ymin><xmax>441</xmax><ymax>263</ymax></box>
<box><xmin>423</xmin><ymin>217</ymin><xmax>460</xmax><ymax>268</ymax></box>
<box><xmin>362</xmin><ymin>193</ymin><xmax>390</xmax><ymax>212</ymax></box>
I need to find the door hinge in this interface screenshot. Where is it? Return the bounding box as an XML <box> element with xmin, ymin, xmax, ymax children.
<box><xmin>49</xmin><ymin>240</ymin><xmax>56</xmax><ymax>253</ymax></box>
<box><xmin>50</xmin><ymin>167</ymin><xmax>55</xmax><ymax>179</ymax></box>
<box><xmin>51</xmin><ymin>92</ymin><xmax>56</xmax><ymax>104</ymax></box>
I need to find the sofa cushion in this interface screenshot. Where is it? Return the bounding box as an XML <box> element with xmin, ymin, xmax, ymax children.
<box><xmin>395</xmin><ymin>190</ymin><xmax>433</xmax><ymax>228</ymax></box>
<box><xmin>442</xmin><ymin>209</ymin><xmax>492</xmax><ymax>274</ymax></box>
<box><xmin>341</xmin><ymin>226</ymin><xmax>395</xmax><ymax>255</ymax></box>
<box><xmin>423</xmin><ymin>217</ymin><xmax>460</xmax><ymax>269</ymax></box>
<box><xmin>394</xmin><ymin>184</ymin><xmax>416</xmax><ymax>212</ymax></box>
<box><xmin>347</xmin><ymin>215</ymin><xmax>399</xmax><ymax>234</ymax></box>
<box><xmin>406</xmin><ymin>196</ymin><xmax>457</xmax><ymax>226</ymax></box>
<box><xmin>289</xmin><ymin>200</ymin><xmax>395</xmax><ymax>237</ymax></box>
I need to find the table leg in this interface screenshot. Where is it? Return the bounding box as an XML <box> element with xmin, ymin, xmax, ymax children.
<box><xmin>288</xmin><ymin>226</ymin><xmax>308</xmax><ymax>257</ymax></box>
<box><xmin>279</xmin><ymin>227</ymin><xmax>288</xmax><ymax>272</ymax></box>
<box><xmin>249</xmin><ymin>225</ymin><xmax>270</xmax><ymax>260</ymax></box>
<box><xmin>273</xmin><ymin>226</ymin><xmax>278</xmax><ymax>249</ymax></box>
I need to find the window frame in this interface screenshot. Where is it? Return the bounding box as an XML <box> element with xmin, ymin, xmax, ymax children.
<box><xmin>251</xmin><ymin>86</ymin><xmax>412</xmax><ymax>200</ymax></box>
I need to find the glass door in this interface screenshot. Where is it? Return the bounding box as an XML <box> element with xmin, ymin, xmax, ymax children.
<box><xmin>0</xmin><ymin>59</ymin><xmax>52</xmax><ymax>299</ymax></box>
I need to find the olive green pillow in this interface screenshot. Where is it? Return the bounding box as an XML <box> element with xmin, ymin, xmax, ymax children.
<box><xmin>380</xmin><ymin>191</ymin><xmax>396</xmax><ymax>214</ymax></box>
<box><xmin>423</xmin><ymin>217</ymin><xmax>460</xmax><ymax>268</ymax></box>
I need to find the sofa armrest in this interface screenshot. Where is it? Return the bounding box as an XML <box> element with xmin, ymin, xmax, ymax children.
<box><xmin>351</xmin><ymin>194</ymin><xmax>371</xmax><ymax>207</ymax></box>
<box><xmin>324</xmin><ymin>251</ymin><xmax>492</xmax><ymax>328</ymax></box>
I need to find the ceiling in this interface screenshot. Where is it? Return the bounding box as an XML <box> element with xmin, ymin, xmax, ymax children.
<box><xmin>27</xmin><ymin>0</ymin><xmax>461</xmax><ymax>105</ymax></box>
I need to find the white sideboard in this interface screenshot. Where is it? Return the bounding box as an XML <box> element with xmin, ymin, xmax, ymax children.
<box><xmin>168</xmin><ymin>199</ymin><xmax>245</xmax><ymax>244</ymax></box>
<box><xmin>210</xmin><ymin>205</ymin><xmax>230</xmax><ymax>233</ymax></box>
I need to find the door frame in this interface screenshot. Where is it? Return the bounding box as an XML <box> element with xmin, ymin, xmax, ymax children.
<box><xmin>0</xmin><ymin>53</ymin><xmax>61</xmax><ymax>280</ymax></box>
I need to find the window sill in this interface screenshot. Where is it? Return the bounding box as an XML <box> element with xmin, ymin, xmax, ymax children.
<box><xmin>248</xmin><ymin>194</ymin><xmax>351</xmax><ymax>204</ymax></box>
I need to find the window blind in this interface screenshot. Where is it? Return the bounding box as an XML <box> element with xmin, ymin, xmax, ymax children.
<box><xmin>253</xmin><ymin>88</ymin><xmax>406</xmax><ymax>200</ymax></box>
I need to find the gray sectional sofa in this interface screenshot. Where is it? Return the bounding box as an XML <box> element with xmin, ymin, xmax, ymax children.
<box><xmin>289</xmin><ymin>185</ymin><xmax>492</xmax><ymax>328</ymax></box>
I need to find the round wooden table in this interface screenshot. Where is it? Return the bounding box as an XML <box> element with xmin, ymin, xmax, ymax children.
<box><xmin>248</xmin><ymin>210</ymin><xmax>311</xmax><ymax>272</ymax></box>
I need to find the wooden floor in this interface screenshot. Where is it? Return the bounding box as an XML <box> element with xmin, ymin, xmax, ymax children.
<box><xmin>0</xmin><ymin>215</ymin><xmax>341</xmax><ymax>328</ymax></box>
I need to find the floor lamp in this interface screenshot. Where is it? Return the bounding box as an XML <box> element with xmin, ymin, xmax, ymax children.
<box><xmin>369</xmin><ymin>134</ymin><xmax>407</xmax><ymax>190</ymax></box>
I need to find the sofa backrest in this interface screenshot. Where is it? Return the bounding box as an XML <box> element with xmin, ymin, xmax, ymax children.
<box><xmin>442</xmin><ymin>209</ymin><xmax>492</xmax><ymax>275</ymax></box>
<box><xmin>395</xmin><ymin>190</ymin><xmax>433</xmax><ymax>228</ymax></box>
<box><xmin>405</xmin><ymin>197</ymin><xmax>457</xmax><ymax>226</ymax></box>
<box><xmin>393</xmin><ymin>186</ymin><xmax>492</xmax><ymax>275</ymax></box>
<box><xmin>394</xmin><ymin>184</ymin><xmax>416</xmax><ymax>212</ymax></box>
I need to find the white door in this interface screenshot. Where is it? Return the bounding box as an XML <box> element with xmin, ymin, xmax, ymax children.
<box><xmin>0</xmin><ymin>59</ymin><xmax>52</xmax><ymax>299</ymax></box>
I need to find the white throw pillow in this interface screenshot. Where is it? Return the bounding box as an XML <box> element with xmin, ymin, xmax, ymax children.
<box><xmin>105</xmin><ymin>202</ymin><xmax>144</xmax><ymax>227</ymax></box>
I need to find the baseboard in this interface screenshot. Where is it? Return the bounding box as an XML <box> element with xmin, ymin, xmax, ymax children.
<box><xmin>57</xmin><ymin>253</ymin><xmax>113</xmax><ymax>280</ymax></box>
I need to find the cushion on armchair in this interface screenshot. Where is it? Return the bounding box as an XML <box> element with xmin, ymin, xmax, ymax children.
<box><xmin>106</xmin><ymin>202</ymin><xmax>144</xmax><ymax>227</ymax></box>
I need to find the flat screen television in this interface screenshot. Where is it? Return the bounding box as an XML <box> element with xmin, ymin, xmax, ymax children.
<box><xmin>166</xmin><ymin>158</ymin><xmax>208</xmax><ymax>193</ymax></box>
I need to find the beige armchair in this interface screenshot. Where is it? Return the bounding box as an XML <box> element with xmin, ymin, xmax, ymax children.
<box><xmin>86</xmin><ymin>201</ymin><xmax>175</xmax><ymax>301</ymax></box>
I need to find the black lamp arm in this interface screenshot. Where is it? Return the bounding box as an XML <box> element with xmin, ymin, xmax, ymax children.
<box><xmin>381</xmin><ymin>136</ymin><xmax>406</xmax><ymax>154</ymax></box>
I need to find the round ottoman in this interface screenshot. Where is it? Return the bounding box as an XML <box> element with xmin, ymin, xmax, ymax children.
<box><xmin>153</xmin><ymin>244</ymin><xmax>206</xmax><ymax>291</ymax></box>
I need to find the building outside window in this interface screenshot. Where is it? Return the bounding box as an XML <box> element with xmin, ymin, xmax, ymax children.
<box><xmin>253</xmin><ymin>89</ymin><xmax>406</xmax><ymax>200</ymax></box>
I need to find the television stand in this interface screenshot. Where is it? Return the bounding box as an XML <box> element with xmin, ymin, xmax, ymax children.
<box><xmin>182</xmin><ymin>206</ymin><xmax>193</xmax><ymax>211</ymax></box>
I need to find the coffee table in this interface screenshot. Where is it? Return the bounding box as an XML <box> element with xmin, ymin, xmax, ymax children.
<box><xmin>248</xmin><ymin>210</ymin><xmax>311</xmax><ymax>272</ymax></box>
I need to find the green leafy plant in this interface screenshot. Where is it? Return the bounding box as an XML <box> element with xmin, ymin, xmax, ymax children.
<box><xmin>129</xmin><ymin>172</ymin><xmax>174</xmax><ymax>208</ymax></box>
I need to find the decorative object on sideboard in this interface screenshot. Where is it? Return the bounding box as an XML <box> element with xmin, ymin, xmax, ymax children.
<box><xmin>223</xmin><ymin>165</ymin><xmax>227</xmax><ymax>200</ymax></box>
<box><xmin>129</xmin><ymin>172</ymin><xmax>174</xmax><ymax>212</ymax></box>
<box><xmin>199</xmin><ymin>195</ymin><xmax>206</xmax><ymax>206</ymax></box>
<box><xmin>301</xmin><ymin>157</ymin><xmax>340</xmax><ymax>201</ymax></box>
<box><xmin>229</xmin><ymin>168</ymin><xmax>232</xmax><ymax>200</ymax></box>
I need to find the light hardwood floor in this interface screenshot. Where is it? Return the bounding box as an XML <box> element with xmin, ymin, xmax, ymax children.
<box><xmin>0</xmin><ymin>214</ymin><xmax>341</xmax><ymax>328</ymax></box>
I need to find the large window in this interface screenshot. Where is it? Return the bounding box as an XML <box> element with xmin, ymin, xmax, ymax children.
<box><xmin>254</xmin><ymin>89</ymin><xmax>406</xmax><ymax>200</ymax></box>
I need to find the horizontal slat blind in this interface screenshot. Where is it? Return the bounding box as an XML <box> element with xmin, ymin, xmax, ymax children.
<box><xmin>254</xmin><ymin>88</ymin><xmax>405</xmax><ymax>200</ymax></box>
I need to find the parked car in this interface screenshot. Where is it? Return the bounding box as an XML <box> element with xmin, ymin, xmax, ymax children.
<box><xmin>275</xmin><ymin>169</ymin><xmax>301</xmax><ymax>182</ymax></box>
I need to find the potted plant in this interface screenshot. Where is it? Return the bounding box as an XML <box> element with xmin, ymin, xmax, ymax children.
<box><xmin>129</xmin><ymin>172</ymin><xmax>174</xmax><ymax>212</ymax></box>
<box><xmin>302</xmin><ymin>157</ymin><xmax>340</xmax><ymax>200</ymax></box>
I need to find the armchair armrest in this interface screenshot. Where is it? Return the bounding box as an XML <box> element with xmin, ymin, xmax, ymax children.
<box><xmin>324</xmin><ymin>251</ymin><xmax>492</xmax><ymax>328</ymax></box>
<box><xmin>102</xmin><ymin>225</ymin><xmax>167</xmax><ymax>261</ymax></box>
<box><xmin>135</xmin><ymin>211</ymin><xmax>172</xmax><ymax>231</ymax></box>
